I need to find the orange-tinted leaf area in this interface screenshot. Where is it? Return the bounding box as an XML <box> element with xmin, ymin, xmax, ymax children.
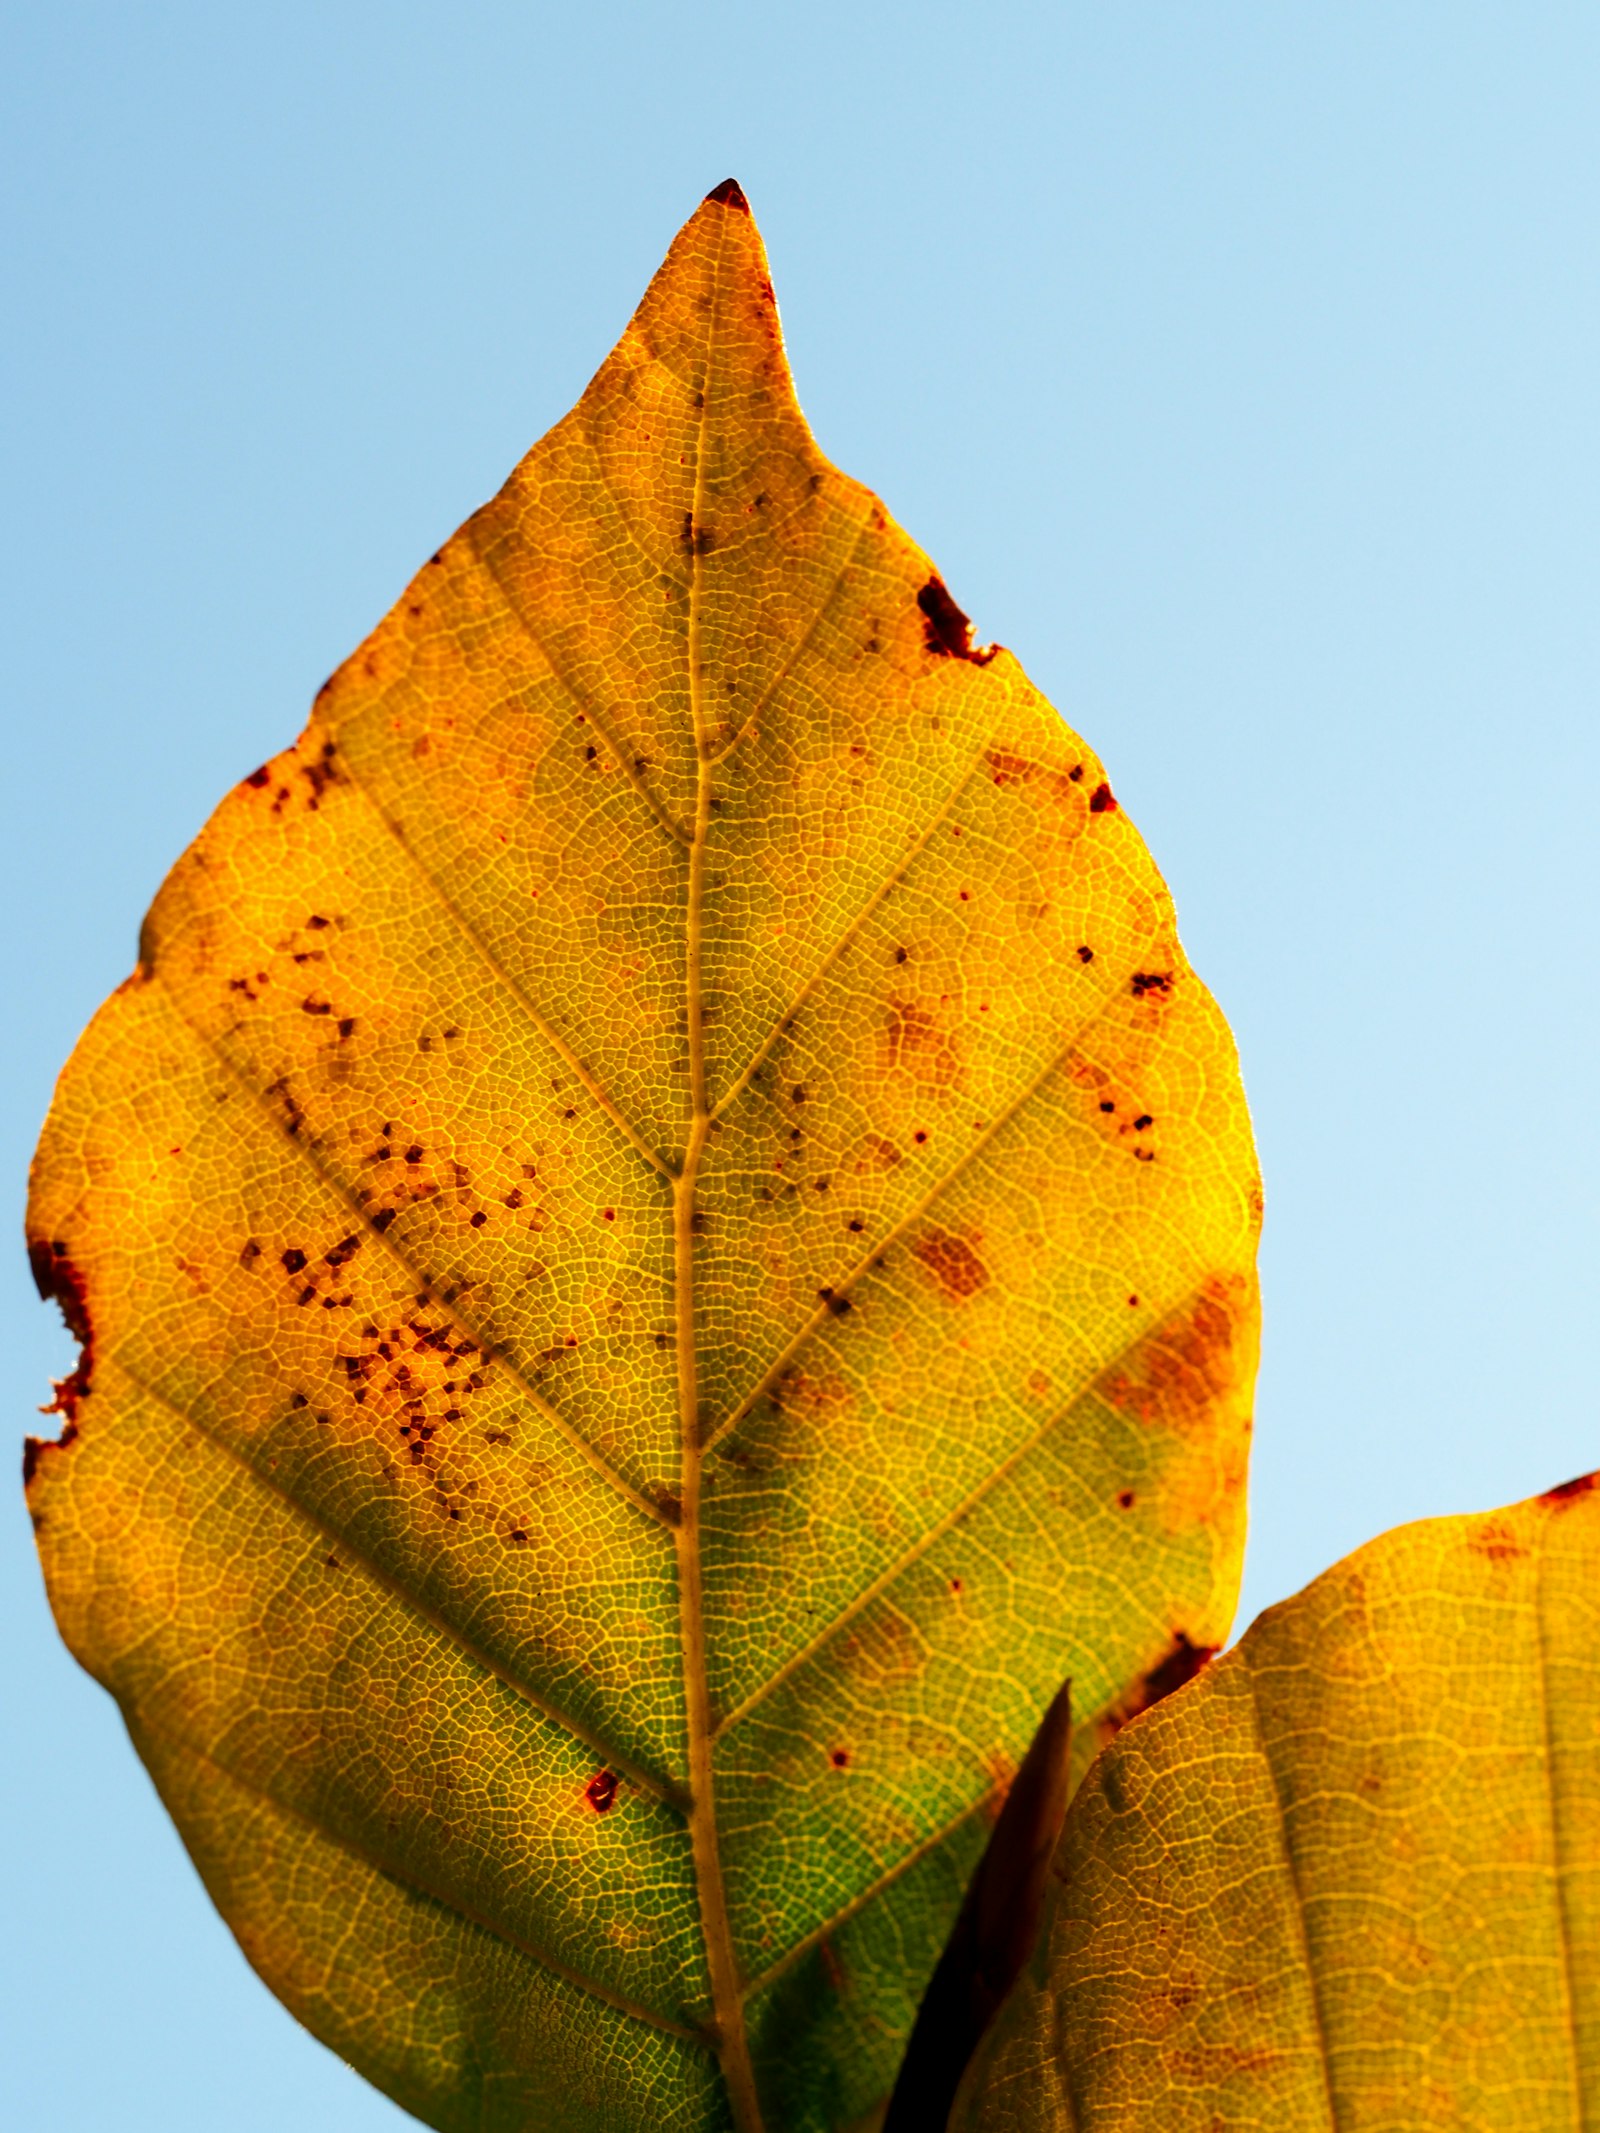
<box><xmin>26</xmin><ymin>183</ymin><xmax>1260</xmax><ymax>2133</ymax></box>
<box><xmin>959</xmin><ymin>1478</ymin><xmax>1600</xmax><ymax>2132</ymax></box>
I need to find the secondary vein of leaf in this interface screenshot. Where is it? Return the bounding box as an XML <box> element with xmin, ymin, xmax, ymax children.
<box><xmin>334</xmin><ymin>747</ymin><xmax>674</xmax><ymax>1181</ymax></box>
<box><xmin>712</xmin><ymin>1274</ymin><xmax>1210</xmax><ymax>1741</ymax></box>
<box><xmin>150</xmin><ymin>967</ymin><xmax>674</xmax><ymax>1530</ymax></box>
<box><xmin>706</xmin><ymin>501</ymin><xmax>881</xmax><ymax>771</ymax></box>
<box><xmin>1240</xmin><ymin>1655</ymin><xmax>1343</xmax><ymax>2130</ymax></box>
<box><xmin>673</xmin><ymin>210</ymin><xmax>766</xmax><ymax>2133</ymax></box>
<box><xmin>132</xmin><ymin>1723</ymin><xmax>708</xmax><ymax>2045</ymax></box>
<box><xmin>704</xmin><ymin>969</ymin><xmax>1157</xmax><ymax>1452</ymax></box>
<box><xmin>707</xmin><ymin>732</ymin><xmax>1006</xmax><ymax>1125</ymax></box>
<box><xmin>736</xmin><ymin>1787</ymin><xmax>994</xmax><ymax>2007</ymax></box>
<box><xmin>468</xmin><ymin>529</ymin><xmax>693</xmax><ymax>850</ymax></box>
<box><xmin>117</xmin><ymin>1354</ymin><xmax>688</xmax><ymax>1812</ymax></box>
<box><xmin>1531</xmin><ymin>1523</ymin><xmax>1588</xmax><ymax>2124</ymax></box>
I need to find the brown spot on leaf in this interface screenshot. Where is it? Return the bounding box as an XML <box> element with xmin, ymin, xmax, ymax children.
<box><xmin>857</xmin><ymin>1133</ymin><xmax>903</xmax><ymax>1174</ymax></box>
<box><xmin>911</xmin><ymin>1226</ymin><xmax>989</xmax><ymax>1301</ymax></box>
<box><xmin>1098</xmin><ymin>1276</ymin><xmax>1251</xmax><ymax>1431</ymax></box>
<box><xmin>883</xmin><ymin>998</ymin><xmax>962</xmax><ymax>1086</ymax></box>
<box><xmin>1088</xmin><ymin>782</ymin><xmax>1117</xmax><ymax>814</ymax></box>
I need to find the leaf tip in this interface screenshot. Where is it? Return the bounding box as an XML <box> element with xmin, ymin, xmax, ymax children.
<box><xmin>704</xmin><ymin>177</ymin><xmax>751</xmax><ymax>213</ymax></box>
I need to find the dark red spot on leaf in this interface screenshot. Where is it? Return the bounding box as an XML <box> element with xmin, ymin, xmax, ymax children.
<box><xmin>584</xmin><ymin>1769</ymin><xmax>619</xmax><ymax>1813</ymax></box>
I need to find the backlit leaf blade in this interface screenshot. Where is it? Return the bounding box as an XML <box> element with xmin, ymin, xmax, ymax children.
<box><xmin>957</xmin><ymin>1476</ymin><xmax>1600</xmax><ymax>2132</ymax></box>
<box><xmin>26</xmin><ymin>184</ymin><xmax>1260</xmax><ymax>2132</ymax></box>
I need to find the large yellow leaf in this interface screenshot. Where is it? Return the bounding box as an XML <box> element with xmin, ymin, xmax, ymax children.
<box><xmin>957</xmin><ymin>1475</ymin><xmax>1600</xmax><ymax>2132</ymax></box>
<box><xmin>25</xmin><ymin>183</ymin><xmax>1259</xmax><ymax>2132</ymax></box>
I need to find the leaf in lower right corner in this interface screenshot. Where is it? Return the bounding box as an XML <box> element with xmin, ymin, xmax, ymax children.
<box><xmin>956</xmin><ymin>1474</ymin><xmax>1600</xmax><ymax>2131</ymax></box>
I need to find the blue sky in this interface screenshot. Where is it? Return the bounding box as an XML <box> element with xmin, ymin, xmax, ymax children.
<box><xmin>6</xmin><ymin>5</ymin><xmax>1598</xmax><ymax>2125</ymax></box>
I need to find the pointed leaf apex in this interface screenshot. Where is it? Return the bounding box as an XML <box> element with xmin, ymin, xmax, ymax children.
<box><xmin>704</xmin><ymin>177</ymin><xmax>750</xmax><ymax>212</ymax></box>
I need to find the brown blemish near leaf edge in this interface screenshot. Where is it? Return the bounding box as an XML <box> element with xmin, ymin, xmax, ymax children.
<box><xmin>1092</xmin><ymin>1630</ymin><xmax>1217</xmax><ymax>1752</ymax></box>
<box><xmin>23</xmin><ymin>1237</ymin><xmax>94</xmax><ymax>1485</ymax></box>
<box><xmin>917</xmin><ymin>576</ymin><xmax>996</xmax><ymax>665</ymax></box>
<box><xmin>1541</xmin><ymin>1471</ymin><xmax>1599</xmax><ymax>1510</ymax></box>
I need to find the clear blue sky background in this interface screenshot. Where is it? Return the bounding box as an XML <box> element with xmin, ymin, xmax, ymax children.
<box><xmin>5</xmin><ymin>5</ymin><xmax>1597</xmax><ymax>2126</ymax></box>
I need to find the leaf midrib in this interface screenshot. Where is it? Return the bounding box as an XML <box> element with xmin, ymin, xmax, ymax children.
<box><xmin>671</xmin><ymin>207</ymin><xmax>767</xmax><ymax>2133</ymax></box>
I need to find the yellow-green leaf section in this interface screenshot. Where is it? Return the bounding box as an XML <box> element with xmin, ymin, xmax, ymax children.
<box><xmin>958</xmin><ymin>1475</ymin><xmax>1600</xmax><ymax>2132</ymax></box>
<box><xmin>25</xmin><ymin>183</ymin><xmax>1260</xmax><ymax>2133</ymax></box>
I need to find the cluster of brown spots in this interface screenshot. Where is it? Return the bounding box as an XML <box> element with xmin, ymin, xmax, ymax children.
<box><xmin>1094</xmin><ymin>1631</ymin><xmax>1217</xmax><ymax>1751</ymax></box>
<box><xmin>328</xmin><ymin>1308</ymin><xmax>489</xmax><ymax>1481</ymax></box>
<box><xmin>817</xmin><ymin>1286</ymin><xmax>853</xmax><ymax>1318</ymax></box>
<box><xmin>917</xmin><ymin>577</ymin><xmax>996</xmax><ymax>664</ymax></box>
<box><xmin>298</xmin><ymin>740</ymin><xmax>342</xmax><ymax>809</ymax></box>
<box><xmin>985</xmin><ymin>748</ymin><xmax>1091</xmax><ymax>807</ymax></box>
<box><xmin>986</xmin><ymin>749</ymin><xmax>1036</xmax><ymax>790</ymax></box>
<box><xmin>1098</xmin><ymin>1277</ymin><xmax>1250</xmax><ymax>1431</ymax></box>
<box><xmin>1130</xmin><ymin>970</ymin><xmax>1173</xmax><ymax>1000</ymax></box>
<box><xmin>680</xmin><ymin>511</ymin><xmax>715</xmax><ymax>558</ymax></box>
<box><xmin>911</xmin><ymin>1225</ymin><xmax>989</xmax><ymax>1301</ymax></box>
<box><xmin>264</xmin><ymin>1075</ymin><xmax>307</xmax><ymax>1141</ymax></box>
<box><xmin>1467</xmin><ymin>1519</ymin><xmax>1529</xmax><ymax>1563</ymax></box>
<box><xmin>584</xmin><ymin>1768</ymin><xmax>620</xmax><ymax>1813</ymax></box>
